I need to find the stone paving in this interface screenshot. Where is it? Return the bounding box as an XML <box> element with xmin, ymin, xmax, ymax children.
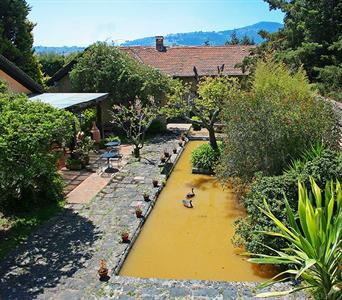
<box><xmin>0</xmin><ymin>133</ymin><xmax>307</xmax><ymax>300</ymax></box>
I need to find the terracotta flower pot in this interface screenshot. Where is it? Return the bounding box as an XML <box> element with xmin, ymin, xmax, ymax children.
<box><xmin>135</xmin><ymin>210</ymin><xmax>143</xmax><ymax>218</ymax></box>
<box><xmin>173</xmin><ymin>149</ymin><xmax>177</xmax><ymax>154</ymax></box>
<box><xmin>152</xmin><ymin>180</ymin><xmax>158</xmax><ymax>187</ymax></box>
<box><xmin>90</xmin><ymin>121</ymin><xmax>101</xmax><ymax>144</ymax></box>
<box><xmin>98</xmin><ymin>259</ymin><xmax>109</xmax><ymax>281</ymax></box>
<box><xmin>121</xmin><ymin>232</ymin><xmax>129</xmax><ymax>243</ymax></box>
<box><xmin>81</xmin><ymin>155</ymin><xmax>90</xmax><ymax>166</ymax></box>
<box><xmin>98</xmin><ymin>268</ymin><xmax>108</xmax><ymax>279</ymax></box>
<box><xmin>143</xmin><ymin>194</ymin><xmax>150</xmax><ymax>202</ymax></box>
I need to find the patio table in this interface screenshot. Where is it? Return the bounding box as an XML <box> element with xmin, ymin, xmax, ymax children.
<box><xmin>100</xmin><ymin>151</ymin><xmax>122</xmax><ymax>171</ymax></box>
<box><xmin>105</xmin><ymin>141</ymin><xmax>121</xmax><ymax>148</ymax></box>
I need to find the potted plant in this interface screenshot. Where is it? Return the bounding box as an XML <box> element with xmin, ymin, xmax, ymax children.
<box><xmin>135</xmin><ymin>206</ymin><xmax>143</xmax><ymax>218</ymax></box>
<box><xmin>73</xmin><ymin>136</ymin><xmax>94</xmax><ymax>167</ymax></box>
<box><xmin>66</xmin><ymin>157</ymin><xmax>82</xmax><ymax>170</ymax></box>
<box><xmin>121</xmin><ymin>229</ymin><xmax>129</xmax><ymax>243</ymax></box>
<box><xmin>178</xmin><ymin>141</ymin><xmax>183</xmax><ymax>147</ymax></box>
<box><xmin>143</xmin><ymin>191</ymin><xmax>150</xmax><ymax>202</ymax></box>
<box><xmin>160</xmin><ymin>156</ymin><xmax>166</xmax><ymax>163</ymax></box>
<box><xmin>164</xmin><ymin>150</ymin><xmax>170</xmax><ymax>158</ymax></box>
<box><xmin>172</xmin><ymin>147</ymin><xmax>177</xmax><ymax>154</ymax></box>
<box><xmin>181</xmin><ymin>134</ymin><xmax>186</xmax><ymax>141</ymax></box>
<box><xmin>152</xmin><ymin>178</ymin><xmax>159</xmax><ymax>187</ymax></box>
<box><xmin>98</xmin><ymin>259</ymin><xmax>109</xmax><ymax>280</ymax></box>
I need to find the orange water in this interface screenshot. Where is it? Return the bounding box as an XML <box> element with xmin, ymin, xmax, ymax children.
<box><xmin>119</xmin><ymin>141</ymin><xmax>274</xmax><ymax>281</ymax></box>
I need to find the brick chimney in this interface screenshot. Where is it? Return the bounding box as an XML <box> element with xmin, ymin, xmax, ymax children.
<box><xmin>155</xmin><ymin>36</ymin><xmax>166</xmax><ymax>52</ymax></box>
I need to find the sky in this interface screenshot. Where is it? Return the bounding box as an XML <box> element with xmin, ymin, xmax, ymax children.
<box><xmin>27</xmin><ymin>0</ymin><xmax>284</xmax><ymax>46</ymax></box>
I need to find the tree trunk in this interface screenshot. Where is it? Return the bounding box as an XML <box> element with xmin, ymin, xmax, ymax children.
<box><xmin>208</xmin><ymin>126</ymin><xmax>218</xmax><ymax>150</ymax></box>
<box><xmin>133</xmin><ymin>147</ymin><xmax>140</xmax><ymax>158</ymax></box>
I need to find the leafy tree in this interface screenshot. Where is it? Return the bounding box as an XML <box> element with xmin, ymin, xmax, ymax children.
<box><xmin>248</xmin><ymin>178</ymin><xmax>342</xmax><ymax>300</ymax></box>
<box><xmin>164</xmin><ymin>76</ymin><xmax>237</xmax><ymax>150</ymax></box>
<box><xmin>260</xmin><ymin>0</ymin><xmax>342</xmax><ymax>100</ymax></box>
<box><xmin>0</xmin><ymin>93</ymin><xmax>77</xmax><ymax>211</ymax></box>
<box><xmin>217</xmin><ymin>57</ymin><xmax>339</xmax><ymax>181</ymax></box>
<box><xmin>112</xmin><ymin>97</ymin><xmax>158</xmax><ymax>158</ymax></box>
<box><xmin>37</xmin><ymin>52</ymin><xmax>66</xmax><ymax>77</ymax></box>
<box><xmin>0</xmin><ymin>0</ymin><xmax>43</xmax><ymax>84</ymax></box>
<box><xmin>70</xmin><ymin>42</ymin><xmax>173</xmax><ymax>105</ymax></box>
<box><xmin>225</xmin><ymin>30</ymin><xmax>240</xmax><ymax>45</ymax></box>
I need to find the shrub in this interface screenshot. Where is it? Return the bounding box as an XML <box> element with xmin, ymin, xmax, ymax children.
<box><xmin>191</xmin><ymin>116</ymin><xmax>201</xmax><ymax>131</ymax></box>
<box><xmin>146</xmin><ymin>119</ymin><xmax>167</xmax><ymax>136</ymax></box>
<box><xmin>233</xmin><ymin>147</ymin><xmax>342</xmax><ymax>256</ymax></box>
<box><xmin>0</xmin><ymin>80</ymin><xmax>7</xmax><ymax>93</ymax></box>
<box><xmin>218</xmin><ymin>58</ymin><xmax>340</xmax><ymax>181</ymax></box>
<box><xmin>99</xmin><ymin>135</ymin><xmax>121</xmax><ymax>149</ymax></box>
<box><xmin>80</xmin><ymin>108</ymin><xmax>96</xmax><ymax>135</ymax></box>
<box><xmin>0</xmin><ymin>93</ymin><xmax>77</xmax><ymax>211</ymax></box>
<box><xmin>191</xmin><ymin>142</ymin><xmax>223</xmax><ymax>172</ymax></box>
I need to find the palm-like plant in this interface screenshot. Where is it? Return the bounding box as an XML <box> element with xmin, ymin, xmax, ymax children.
<box><xmin>247</xmin><ymin>178</ymin><xmax>342</xmax><ymax>299</ymax></box>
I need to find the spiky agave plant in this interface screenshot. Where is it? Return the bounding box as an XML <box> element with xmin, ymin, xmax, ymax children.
<box><xmin>246</xmin><ymin>178</ymin><xmax>342</xmax><ymax>299</ymax></box>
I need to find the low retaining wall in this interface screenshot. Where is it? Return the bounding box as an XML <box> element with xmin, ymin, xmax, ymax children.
<box><xmin>113</xmin><ymin>138</ymin><xmax>188</xmax><ymax>275</ymax></box>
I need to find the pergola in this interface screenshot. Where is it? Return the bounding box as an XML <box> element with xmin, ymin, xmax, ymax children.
<box><xmin>29</xmin><ymin>93</ymin><xmax>109</xmax><ymax>137</ymax></box>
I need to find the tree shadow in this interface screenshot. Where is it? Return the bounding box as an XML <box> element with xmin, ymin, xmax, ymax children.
<box><xmin>0</xmin><ymin>208</ymin><xmax>101</xmax><ymax>299</ymax></box>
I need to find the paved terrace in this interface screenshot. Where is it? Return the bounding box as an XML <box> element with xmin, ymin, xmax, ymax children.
<box><xmin>0</xmin><ymin>133</ymin><xmax>305</xmax><ymax>299</ymax></box>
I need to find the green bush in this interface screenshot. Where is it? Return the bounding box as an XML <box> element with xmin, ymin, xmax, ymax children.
<box><xmin>146</xmin><ymin>119</ymin><xmax>167</xmax><ymax>136</ymax></box>
<box><xmin>80</xmin><ymin>108</ymin><xmax>96</xmax><ymax>135</ymax></box>
<box><xmin>218</xmin><ymin>58</ymin><xmax>340</xmax><ymax>181</ymax></box>
<box><xmin>0</xmin><ymin>93</ymin><xmax>77</xmax><ymax>211</ymax></box>
<box><xmin>234</xmin><ymin>147</ymin><xmax>342</xmax><ymax>256</ymax></box>
<box><xmin>191</xmin><ymin>116</ymin><xmax>201</xmax><ymax>131</ymax></box>
<box><xmin>0</xmin><ymin>80</ymin><xmax>7</xmax><ymax>93</ymax></box>
<box><xmin>99</xmin><ymin>135</ymin><xmax>121</xmax><ymax>148</ymax></box>
<box><xmin>191</xmin><ymin>142</ymin><xmax>223</xmax><ymax>172</ymax></box>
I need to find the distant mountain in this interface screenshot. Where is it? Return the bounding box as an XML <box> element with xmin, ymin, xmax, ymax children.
<box><xmin>34</xmin><ymin>46</ymin><xmax>86</xmax><ymax>55</ymax></box>
<box><xmin>122</xmin><ymin>22</ymin><xmax>282</xmax><ymax>46</ymax></box>
<box><xmin>33</xmin><ymin>22</ymin><xmax>282</xmax><ymax>54</ymax></box>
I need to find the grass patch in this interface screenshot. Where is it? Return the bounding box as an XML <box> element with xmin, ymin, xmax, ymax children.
<box><xmin>0</xmin><ymin>200</ymin><xmax>64</xmax><ymax>260</ymax></box>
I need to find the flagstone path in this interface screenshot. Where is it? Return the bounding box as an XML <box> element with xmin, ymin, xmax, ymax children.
<box><xmin>0</xmin><ymin>133</ymin><xmax>306</xmax><ymax>300</ymax></box>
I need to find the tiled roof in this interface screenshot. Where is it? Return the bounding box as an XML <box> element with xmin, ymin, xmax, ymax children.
<box><xmin>119</xmin><ymin>45</ymin><xmax>254</xmax><ymax>77</ymax></box>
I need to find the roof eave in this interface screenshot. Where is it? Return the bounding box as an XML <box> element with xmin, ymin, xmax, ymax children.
<box><xmin>0</xmin><ymin>54</ymin><xmax>44</xmax><ymax>94</ymax></box>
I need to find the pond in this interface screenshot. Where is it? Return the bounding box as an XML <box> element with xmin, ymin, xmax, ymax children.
<box><xmin>120</xmin><ymin>141</ymin><xmax>274</xmax><ymax>281</ymax></box>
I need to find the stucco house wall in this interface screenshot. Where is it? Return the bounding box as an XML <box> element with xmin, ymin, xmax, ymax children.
<box><xmin>0</xmin><ymin>70</ymin><xmax>31</xmax><ymax>94</ymax></box>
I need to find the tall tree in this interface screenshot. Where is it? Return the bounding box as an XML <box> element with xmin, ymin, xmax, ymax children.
<box><xmin>0</xmin><ymin>0</ymin><xmax>43</xmax><ymax>84</ymax></box>
<box><xmin>240</xmin><ymin>34</ymin><xmax>255</xmax><ymax>45</ymax></box>
<box><xmin>263</xmin><ymin>0</ymin><xmax>342</xmax><ymax>99</ymax></box>
<box><xmin>70</xmin><ymin>43</ymin><xmax>172</xmax><ymax>105</ymax></box>
<box><xmin>225</xmin><ymin>30</ymin><xmax>240</xmax><ymax>45</ymax></box>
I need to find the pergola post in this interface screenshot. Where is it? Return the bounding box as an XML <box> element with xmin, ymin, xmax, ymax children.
<box><xmin>96</xmin><ymin>102</ymin><xmax>104</xmax><ymax>138</ymax></box>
